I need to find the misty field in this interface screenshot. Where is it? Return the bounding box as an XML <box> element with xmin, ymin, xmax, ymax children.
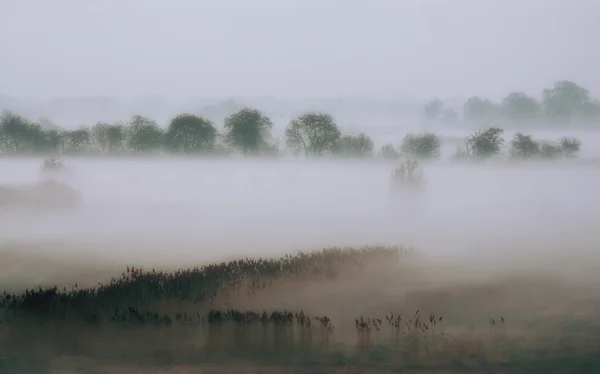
<box><xmin>1</xmin><ymin>158</ymin><xmax>600</xmax><ymax>373</ymax></box>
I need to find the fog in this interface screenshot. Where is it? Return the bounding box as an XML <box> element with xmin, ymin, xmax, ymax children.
<box><xmin>1</xmin><ymin>156</ymin><xmax>599</xmax><ymax>278</ymax></box>
<box><xmin>1</xmin><ymin>0</ymin><xmax>599</xmax><ymax>103</ymax></box>
<box><xmin>1</xmin><ymin>0</ymin><xmax>600</xmax><ymax>289</ymax></box>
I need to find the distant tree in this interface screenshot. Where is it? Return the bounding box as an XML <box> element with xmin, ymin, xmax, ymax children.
<box><xmin>400</xmin><ymin>132</ymin><xmax>441</xmax><ymax>160</ymax></box>
<box><xmin>501</xmin><ymin>92</ymin><xmax>541</xmax><ymax>122</ymax></box>
<box><xmin>578</xmin><ymin>100</ymin><xmax>600</xmax><ymax>123</ymax></box>
<box><xmin>92</xmin><ymin>122</ymin><xmax>125</xmax><ymax>153</ymax></box>
<box><xmin>379</xmin><ymin>144</ymin><xmax>400</xmax><ymax>160</ymax></box>
<box><xmin>223</xmin><ymin>108</ymin><xmax>274</xmax><ymax>155</ymax></box>
<box><xmin>543</xmin><ymin>80</ymin><xmax>590</xmax><ymax>122</ymax></box>
<box><xmin>510</xmin><ymin>132</ymin><xmax>539</xmax><ymax>159</ymax></box>
<box><xmin>559</xmin><ymin>136</ymin><xmax>581</xmax><ymax>157</ymax></box>
<box><xmin>540</xmin><ymin>142</ymin><xmax>563</xmax><ymax>159</ymax></box>
<box><xmin>127</xmin><ymin>115</ymin><xmax>164</xmax><ymax>154</ymax></box>
<box><xmin>105</xmin><ymin>123</ymin><xmax>125</xmax><ymax>153</ymax></box>
<box><xmin>333</xmin><ymin>133</ymin><xmax>374</xmax><ymax>158</ymax></box>
<box><xmin>166</xmin><ymin>114</ymin><xmax>217</xmax><ymax>154</ymax></box>
<box><xmin>443</xmin><ymin>109</ymin><xmax>459</xmax><ymax>124</ymax></box>
<box><xmin>463</xmin><ymin>97</ymin><xmax>498</xmax><ymax>122</ymax></box>
<box><xmin>423</xmin><ymin>99</ymin><xmax>444</xmax><ymax>121</ymax></box>
<box><xmin>284</xmin><ymin>112</ymin><xmax>341</xmax><ymax>157</ymax></box>
<box><xmin>464</xmin><ymin>127</ymin><xmax>504</xmax><ymax>159</ymax></box>
<box><xmin>0</xmin><ymin>111</ymin><xmax>35</xmax><ymax>153</ymax></box>
<box><xmin>61</xmin><ymin>128</ymin><xmax>90</xmax><ymax>153</ymax></box>
<box><xmin>91</xmin><ymin>123</ymin><xmax>110</xmax><ymax>152</ymax></box>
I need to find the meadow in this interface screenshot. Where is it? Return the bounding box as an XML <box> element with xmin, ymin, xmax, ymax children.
<box><xmin>1</xmin><ymin>149</ymin><xmax>600</xmax><ymax>373</ymax></box>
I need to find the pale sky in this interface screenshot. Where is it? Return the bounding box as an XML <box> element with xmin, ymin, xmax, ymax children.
<box><xmin>1</xmin><ymin>0</ymin><xmax>599</xmax><ymax>101</ymax></box>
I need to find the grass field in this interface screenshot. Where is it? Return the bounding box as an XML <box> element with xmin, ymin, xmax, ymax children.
<box><xmin>2</xmin><ymin>245</ymin><xmax>599</xmax><ymax>374</ymax></box>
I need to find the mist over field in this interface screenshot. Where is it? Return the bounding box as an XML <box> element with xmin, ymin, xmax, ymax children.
<box><xmin>1</xmin><ymin>155</ymin><xmax>598</xmax><ymax>275</ymax></box>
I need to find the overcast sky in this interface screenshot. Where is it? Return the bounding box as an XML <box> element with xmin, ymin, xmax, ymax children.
<box><xmin>1</xmin><ymin>0</ymin><xmax>599</xmax><ymax>101</ymax></box>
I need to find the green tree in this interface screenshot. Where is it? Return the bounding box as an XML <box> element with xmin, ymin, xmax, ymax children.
<box><xmin>510</xmin><ymin>132</ymin><xmax>539</xmax><ymax>159</ymax></box>
<box><xmin>92</xmin><ymin>122</ymin><xmax>125</xmax><ymax>153</ymax></box>
<box><xmin>559</xmin><ymin>136</ymin><xmax>581</xmax><ymax>157</ymax></box>
<box><xmin>463</xmin><ymin>97</ymin><xmax>498</xmax><ymax>122</ymax></box>
<box><xmin>127</xmin><ymin>115</ymin><xmax>164</xmax><ymax>154</ymax></box>
<box><xmin>540</xmin><ymin>142</ymin><xmax>563</xmax><ymax>159</ymax></box>
<box><xmin>284</xmin><ymin>112</ymin><xmax>341</xmax><ymax>157</ymax></box>
<box><xmin>542</xmin><ymin>80</ymin><xmax>590</xmax><ymax>122</ymax></box>
<box><xmin>501</xmin><ymin>92</ymin><xmax>541</xmax><ymax>122</ymax></box>
<box><xmin>61</xmin><ymin>128</ymin><xmax>90</xmax><ymax>153</ymax></box>
<box><xmin>0</xmin><ymin>111</ymin><xmax>35</xmax><ymax>153</ymax></box>
<box><xmin>443</xmin><ymin>109</ymin><xmax>459</xmax><ymax>124</ymax></box>
<box><xmin>223</xmin><ymin>108</ymin><xmax>274</xmax><ymax>155</ymax></box>
<box><xmin>400</xmin><ymin>132</ymin><xmax>441</xmax><ymax>160</ymax></box>
<box><xmin>333</xmin><ymin>133</ymin><xmax>374</xmax><ymax>158</ymax></box>
<box><xmin>166</xmin><ymin>114</ymin><xmax>217</xmax><ymax>154</ymax></box>
<box><xmin>423</xmin><ymin>99</ymin><xmax>443</xmax><ymax>120</ymax></box>
<box><xmin>464</xmin><ymin>127</ymin><xmax>504</xmax><ymax>159</ymax></box>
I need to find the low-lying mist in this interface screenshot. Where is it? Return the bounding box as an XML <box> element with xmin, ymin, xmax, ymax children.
<box><xmin>1</xmin><ymin>157</ymin><xmax>598</xmax><ymax>275</ymax></box>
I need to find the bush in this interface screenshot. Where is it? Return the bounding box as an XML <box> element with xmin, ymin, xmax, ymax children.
<box><xmin>559</xmin><ymin>136</ymin><xmax>581</xmax><ymax>157</ymax></box>
<box><xmin>510</xmin><ymin>133</ymin><xmax>540</xmax><ymax>159</ymax></box>
<box><xmin>390</xmin><ymin>159</ymin><xmax>426</xmax><ymax>192</ymax></box>
<box><xmin>464</xmin><ymin>127</ymin><xmax>504</xmax><ymax>159</ymax></box>
<box><xmin>41</xmin><ymin>156</ymin><xmax>65</xmax><ymax>171</ymax></box>
<box><xmin>400</xmin><ymin>133</ymin><xmax>441</xmax><ymax>160</ymax></box>
<box><xmin>333</xmin><ymin>133</ymin><xmax>374</xmax><ymax>158</ymax></box>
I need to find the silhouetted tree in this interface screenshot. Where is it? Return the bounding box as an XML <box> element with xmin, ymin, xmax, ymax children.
<box><xmin>510</xmin><ymin>133</ymin><xmax>539</xmax><ymax>159</ymax></box>
<box><xmin>61</xmin><ymin>128</ymin><xmax>90</xmax><ymax>153</ymax></box>
<box><xmin>223</xmin><ymin>108</ymin><xmax>274</xmax><ymax>155</ymax></box>
<box><xmin>166</xmin><ymin>114</ymin><xmax>217</xmax><ymax>154</ymax></box>
<box><xmin>501</xmin><ymin>92</ymin><xmax>541</xmax><ymax>122</ymax></box>
<box><xmin>92</xmin><ymin>122</ymin><xmax>125</xmax><ymax>153</ymax></box>
<box><xmin>543</xmin><ymin>80</ymin><xmax>590</xmax><ymax>123</ymax></box>
<box><xmin>423</xmin><ymin>99</ymin><xmax>444</xmax><ymax>121</ymax></box>
<box><xmin>559</xmin><ymin>136</ymin><xmax>581</xmax><ymax>157</ymax></box>
<box><xmin>127</xmin><ymin>115</ymin><xmax>164</xmax><ymax>154</ymax></box>
<box><xmin>400</xmin><ymin>132</ymin><xmax>441</xmax><ymax>160</ymax></box>
<box><xmin>463</xmin><ymin>97</ymin><xmax>498</xmax><ymax>122</ymax></box>
<box><xmin>464</xmin><ymin>127</ymin><xmax>504</xmax><ymax>159</ymax></box>
<box><xmin>284</xmin><ymin>112</ymin><xmax>341</xmax><ymax>157</ymax></box>
<box><xmin>333</xmin><ymin>133</ymin><xmax>374</xmax><ymax>158</ymax></box>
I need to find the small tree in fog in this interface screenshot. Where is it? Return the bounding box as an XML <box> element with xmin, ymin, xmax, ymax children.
<box><xmin>223</xmin><ymin>108</ymin><xmax>274</xmax><ymax>155</ymax></box>
<box><xmin>390</xmin><ymin>159</ymin><xmax>426</xmax><ymax>193</ymax></box>
<box><xmin>333</xmin><ymin>133</ymin><xmax>374</xmax><ymax>158</ymax></box>
<box><xmin>559</xmin><ymin>136</ymin><xmax>581</xmax><ymax>157</ymax></box>
<box><xmin>400</xmin><ymin>132</ymin><xmax>441</xmax><ymax>160</ymax></box>
<box><xmin>166</xmin><ymin>114</ymin><xmax>217</xmax><ymax>154</ymax></box>
<box><xmin>510</xmin><ymin>132</ymin><xmax>540</xmax><ymax>159</ymax></box>
<box><xmin>464</xmin><ymin>127</ymin><xmax>504</xmax><ymax>159</ymax></box>
<box><xmin>127</xmin><ymin>115</ymin><xmax>164</xmax><ymax>154</ymax></box>
<box><xmin>284</xmin><ymin>112</ymin><xmax>341</xmax><ymax>157</ymax></box>
<box><xmin>379</xmin><ymin>144</ymin><xmax>400</xmax><ymax>160</ymax></box>
<box><xmin>540</xmin><ymin>142</ymin><xmax>563</xmax><ymax>159</ymax></box>
<box><xmin>92</xmin><ymin>122</ymin><xmax>125</xmax><ymax>153</ymax></box>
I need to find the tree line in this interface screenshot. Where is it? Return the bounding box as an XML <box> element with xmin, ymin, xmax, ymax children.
<box><xmin>0</xmin><ymin>108</ymin><xmax>583</xmax><ymax>162</ymax></box>
<box><xmin>424</xmin><ymin>80</ymin><xmax>600</xmax><ymax>126</ymax></box>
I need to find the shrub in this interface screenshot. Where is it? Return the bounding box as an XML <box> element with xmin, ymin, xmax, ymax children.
<box><xmin>400</xmin><ymin>133</ymin><xmax>441</xmax><ymax>160</ymax></box>
<box><xmin>559</xmin><ymin>136</ymin><xmax>581</xmax><ymax>157</ymax></box>
<box><xmin>390</xmin><ymin>159</ymin><xmax>426</xmax><ymax>192</ymax></box>
<box><xmin>464</xmin><ymin>127</ymin><xmax>504</xmax><ymax>159</ymax></box>
<box><xmin>40</xmin><ymin>156</ymin><xmax>66</xmax><ymax>172</ymax></box>
<box><xmin>510</xmin><ymin>133</ymin><xmax>540</xmax><ymax>159</ymax></box>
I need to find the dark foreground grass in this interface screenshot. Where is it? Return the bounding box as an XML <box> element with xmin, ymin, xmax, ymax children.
<box><xmin>1</xmin><ymin>245</ymin><xmax>600</xmax><ymax>373</ymax></box>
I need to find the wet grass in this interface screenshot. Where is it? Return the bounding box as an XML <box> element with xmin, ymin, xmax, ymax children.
<box><xmin>1</xmin><ymin>245</ymin><xmax>599</xmax><ymax>373</ymax></box>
